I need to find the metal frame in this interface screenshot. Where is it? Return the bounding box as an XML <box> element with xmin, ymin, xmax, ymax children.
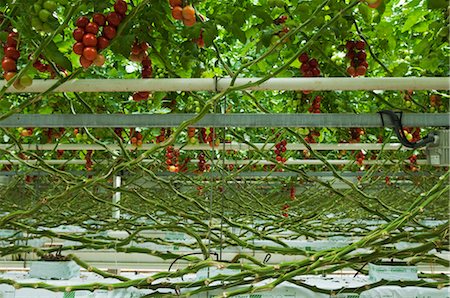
<box><xmin>1</xmin><ymin>77</ymin><xmax>449</xmax><ymax>92</ymax></box>
<box><xmin>0</xmin><ymin>143</ymin><xmax>418</xmax><ymax>151</ymax></box>
<box><xmin>0</xmin><ymin>113</ymin><xmax>447</xmax><ymax>128</ymax></box>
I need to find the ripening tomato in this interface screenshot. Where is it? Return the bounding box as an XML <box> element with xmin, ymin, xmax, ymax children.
<box><xmin>2</xmin><ymin>57</ymin><xmax>17</xmax><ymax>72</ymax></box>
<box><xmin>82</xmin><ymin>47</ymin><xmax>98</xmax><ymax>61</ymax></box>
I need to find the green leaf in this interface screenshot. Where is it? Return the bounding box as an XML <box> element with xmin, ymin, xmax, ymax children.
<box><xmin>392</xmin><ymin>62</ymin><xmax>409</xmax><ymax>76</ymax></box>
<box><xmin>253</xmin><ymin>6</ymin><xmax>272</xmax><ymax>25</ymax></box>
<box><xmin>401</xmin><ymin>10</ymin><xmax>428</xmax><ymax>32</ymax></box>
<box><xmin>110</xmin><ymin>34</ymin><xmax>135</xmax><ymax>58</ymax></box>
<box><xmin>153</xmin><ymin>92</ymin><xmax>167</xmax><ymax>102</ymax></box>
<box><xmin>427</xmin><ymin>0</ymin><xmax>448</xmax><ymax>9</ymax></box>
<box><xmin>202</xmin><ymin>22</ymin><xmax>218</xmax><ymax>47</ymax></box>
<box><xmin>231</xmin><ymin>25</ymin><xmax>246</xmax><ymax>43</ymax></box>
<box><xmin>43</xmin><ymin>41</ymin><xmax>72</xmax><ymax>72</ymax></box>
<box><xmin>0</xmin><ymin>31</ymin><xmax>7</xmax><ymax>42</ymax></box>
<box><xmin>359</xmin><ymin>5</ymin><xmax>373</xmax><ymax>24</ymax></box>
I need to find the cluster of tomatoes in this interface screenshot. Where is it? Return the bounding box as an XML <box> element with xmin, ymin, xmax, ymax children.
<box><xmin>408</xmin><ymin>154</ymin><xmax>418</xmax><ymax>172</ymax></box>
<box><xmin>33</xmin><ymin>55</ymin><xmax>57</xmax><ymax>78</ymax></box>
<box><xmin>274</xmin><ymin>140</ymin><xmax>287</xmax><ymax>163</ymax></box>
<box><xmin>403</xmin><ymin>127</ymin><xmax>420</xmax><ymax>143</ymax></box>
<box><xmin>169</xmin><ymin>0</ymin><xmax>197</xmax><ymax>27</ymax></box>
<box><xmin>130</xmin><ymin>41</ymin><xmax>152</xmax><ymax>101</ymax></box>
<box><xmin>73</xmin><ymin>0</ymin><xmax>127</xmax><ymax>68</ymax></box>
<box><xmin>206</xmin><ymin>128</ymin><xmax>219</xmax><ymax>147</ymax></box>
<box><xmin>198</xmin><ymin>128</ymin><xmax>207</xmax><ymax>143</ymax></box>
<box><xmin>304</xmin><ymin>130</ymin><xmax>320</xmax><ymax>144</ymax></box>
<box><xmin>307</xmin><ymin>95</ymin><xmax>322</xmax><ymax>113</ymax></box>
<box><xmin>31</xmin><ymin>0</ymin><xmax>68</xmax><ymax>33</ymax></box>
<box><xmin>74</xmin><ymin>128</ymin><xmax>88</xmax><ymax>141</ymax></box>
<box><xmin>85</xmin><ymin>150</ymin><xmax>93</xmax><ymax>171</ymax></box>
<box><xmin>187</xmin><ymin>127</ymin><xmax>197</xmax><ymax>144</ymax></box>
<box><xmin>355</xmin><ymin>150</ymin><xmax>365</xmax><ymax>166</ymax></box>
<box><xmin>2</xmin><ymin>31</ymin><xmax>33</xmax><ymax>89</ymax></box>
<box><xmin>429</xmin><ymin>94</ymin><xmax>444</xmax><ymax>112</ymax></box>
<box><xmin>166</xmin><ymin>146</ymin><xmax>180</xmax><ymax>172</ymax></box>
<box><xmin>130</xmin><ymin>130</ymin><xmax>143</xmax><ymax>147</ymax></box>
<box><xmin>274</xmin><ymin>15</ymin><xmax>288</xmax><ymax>25</ymax></box>
<box><xmin>156</xmin><ymin>128</ymin><xmax>170</xmax><ymax>143</ymax></box>
<box><xmin>281</xmin><ymin>203</ymin><xmax>290</xmax><ymax>218</ymax></box>
<box><xmin>299</xmin><ymin>53</ymin><xmax>321</xmax><ymax>78</ymax></box>
<box><xmin>114</xmin><ymin>128</ymin><xmax>124</xmax><ymax>141</ymax></box>
<box><xmin>289</xmin><ymin>186</ymin><xmax>296</xmax><ymax>201</ymax></box>
<box><xmin>197</xmin><ymin>153</ymin><xmax>208</xmax><ymax>172</ymax></box>
<box><xmin>346</xmin><ymin>40</ymin><xmax>368</xmax><ymax>77</ymax></box>
<box><xmin>349</xmin><ymin>128</ymin><xmax>364</xmax><ymax>143</ymax></box>
<box><xmin>18</xmin><ymin>127</ymin><xmax>34</xmax><ymax>137</ymax></box>
<box><xmin>45</xmin><ymin>128</ymin><xmax>65</xmax><ymax>143</ymax></box>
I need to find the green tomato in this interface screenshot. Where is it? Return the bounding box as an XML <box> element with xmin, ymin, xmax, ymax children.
<box><xmin>439</xmin><ymin>105</ymin><xmax>445</xmax><ymax>112</ymax></box>
<box><xmin>33</xmin><ymin>3</ymin><xmax>42</xmax><ymax>14</ymax></box>
<box><xmin>43</xmin><ymin>1</ymin><xmax>57</xmax><ymax>12</ymax></box>
<box><xmin>75</xmin><ymin>133</ymin><xmax>82</xmax><ymax>140</ymax></box>
<box><xmin>405</xmin><ymin>101</ymin><xmax>412</xmax><ymax>108</ymax></box>
<box><xmin>195</xmin><ymin>107</ymin><xmax>201</xmax><ymax>113</ymax></box>
<box><xmin>19</xmin><ymin>75</ymin><xmax>33</xmax><ymax>87</ymax></box>
<box><xmin>270</xmin><ymin>35</ymin><xmax>280</xmax><ymax>46</ymax></box>
<box><xmin>193</xmin><ymin>101</ymin><xmax>199</xmax><ymax>106</ymax></box>
<box><xmin>82</xmin><ymin>134</ymin><xmax>88</xmax><ymax>140</ymax></box>
<box><xmin>189</xmin><ymin>137</ymin><xmax>197</xmax><ymax>144</ymax></box>
<box><xmin>57</xmin><ymin>0</ymin><xmax>68</xmax><ymax>5</ymax></box>
<box><xmin>430</xmin><ymin>106</ymin><xmax>436</xmax><ymax>113</ymax></box>
<box><xmin>31</xmin><ymin>17</ymin><xmax>43</xmax><ymax>30</ymax></box>
<box><xmin>42</xmin><ymin>22</ymin><xmax>54</xmax><ymax>33</ymax></box>
<box><xmin>38</xmin><ymin>9</ymin><xmax>51</xmax><ymax>22</ymax></box>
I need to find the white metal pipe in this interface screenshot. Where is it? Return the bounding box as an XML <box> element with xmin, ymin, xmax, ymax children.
<box><xmin>112</xmin><ymin>176</ymin><xmax>121</xmax><ymax>220</ymax></box>
<box><xmin>0</xmin><ymin>143</ymin><xmax>413</xmax><ymax>151</ymax></box>
<box><xmin>1</xmin><ymin>77</ymin><xmax>448</xmax><ymax>93</ymax></box>
<box><xmin>0</xmin><ymin>159</ymin><xmax>428</xmax><ymax>165</ymax></box>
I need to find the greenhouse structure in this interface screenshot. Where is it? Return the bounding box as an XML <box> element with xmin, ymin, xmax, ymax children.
<box><xmin>0</xmin><ymin>0</ymin><xmax>449</xmax><ymax>297</ymax></box>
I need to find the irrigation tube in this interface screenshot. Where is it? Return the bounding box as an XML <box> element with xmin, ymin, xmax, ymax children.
<box><xmin>1</xmin><ymin>77</ymin><xmax>449</xmax><ymax>93</ymax></box>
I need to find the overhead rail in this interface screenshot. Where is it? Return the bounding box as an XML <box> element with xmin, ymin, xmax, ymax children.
<box><xmin>1</xmin><ymin>77</ymin><xmax>449</xmax><ymax>93</ymax></box>
<box><xmin>0</xmin><ymin>143</ymin><xmax>416</xmax><ymax>151</ymax></box>
<box><xmin>0</xmin><ymin>159</ymin><xmax>428</xmax><ymax>165</ymax></box>
<box><xmin>0</xmin><ymin>113</ymin><xmax>447</xmax><ymax>128</ymax></box>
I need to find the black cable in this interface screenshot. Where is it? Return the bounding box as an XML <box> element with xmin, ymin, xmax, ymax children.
<box><xmin>378</xmin><ymin>110</ymin><xmax>436</xmax><ymax>149</ymax></box>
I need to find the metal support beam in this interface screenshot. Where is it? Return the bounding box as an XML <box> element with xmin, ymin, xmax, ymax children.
<box><xmin>112</xmin><ymin>175</ymin><xmax>121</xmax><ymax>220</ymax></box>
<box><xmin>0</xmin><ymin>159</ymin><xmax>428</xmax><ymax>165</ymax></box>
<box><xmin>0</xmin><ymin>113</ymin><xmax>447</xmax><ymax>128</ymax></box>
<box><xmin>0</xmin><ymin>143</ymin><xmax>416</xmax><ymax>151</ymax></box>
<box><xmin>1</xmin><ymin>77</ymin><xmax>449</xmax><ymax>93</ymax></box>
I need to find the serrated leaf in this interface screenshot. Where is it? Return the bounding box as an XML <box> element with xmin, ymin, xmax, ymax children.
<box><xmin>392</xmin><ymin>62</ymin><xmax>409</xmax><ymax>76</ymax></box>
<box><xmin>153</xmin><ymin>92</ymin><xmax>167</xmax><ymax>102</ymax></box>
<box><xmin>202</xmin><ymin>22</ymin><xmax>218</xmax><ymax>47</ymax></box>
<box><xmin>231</xmin><ymin>25</ymin><xmax>246</xmax><ymax>43</ymax></box>
<box><xmin>110</xmin><ymin>34</ymin><xmax>135</xmax><ymax>58</ymax></box>
<box><xmin>401</xmin><ymin>10</ymin><xmax>428</xmax><ymax>32</ymax></box>
<box><xmin>359</xmin><ymin>5</ymin><xmax>372</xmax><ymax>24</ymax></box>
<box><xmin>43</xmin><ymin>41</ymin><xmax>72</xmax><ymax>72</ymax></box>
<box><xmin>253</xmin><ymin>7</ymin><xmax>272</xmax><ymax>25</ymax></box>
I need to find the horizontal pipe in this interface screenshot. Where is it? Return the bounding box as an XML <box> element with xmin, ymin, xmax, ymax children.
<box><xmin>0</xmin><ymin>113</ymin><xmax>448</xmax><ymax>128</ymax></box>
<box><xmin>0</xmin><ymin>159</ymin><xmax>428</xmax><ymax>165</ymax></box>
<box><xmin>0</xmin><ymin>143</ymin><xmax>414</xmax><ymax>151</ymax></box>
<box><xmin>0</xmin><ymin>77</ymin><xmax>449</xmax><ymax>93</ymax></box>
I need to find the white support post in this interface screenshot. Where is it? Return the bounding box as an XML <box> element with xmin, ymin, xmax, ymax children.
<box><xmin>112</xmin><ymin>175</ymin><xmax>121</xmax><ymax>220</ymax></box>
